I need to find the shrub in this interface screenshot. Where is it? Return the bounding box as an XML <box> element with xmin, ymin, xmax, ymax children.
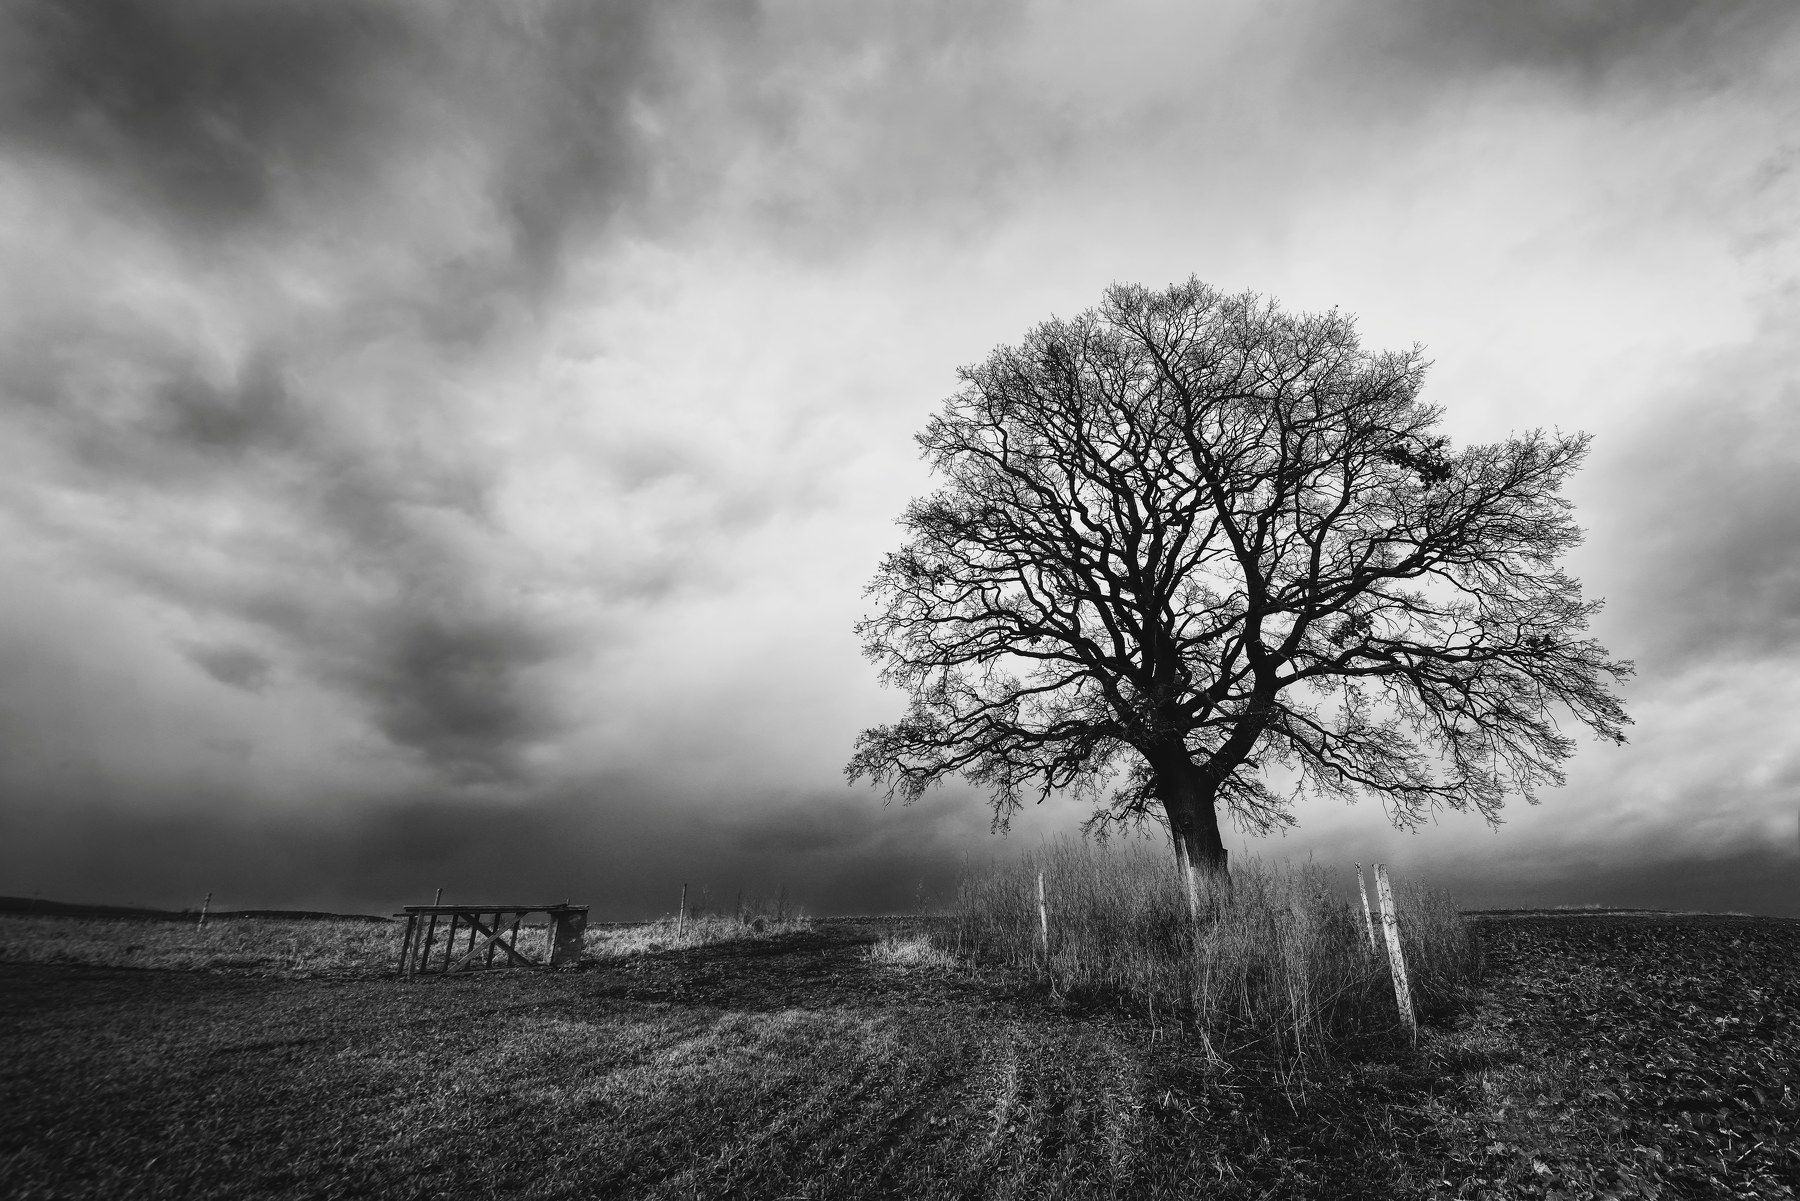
<box><xmin>937</xmin><ymin>838</ymin><xmax>1480</xmax><ymax>1067</ymax></box>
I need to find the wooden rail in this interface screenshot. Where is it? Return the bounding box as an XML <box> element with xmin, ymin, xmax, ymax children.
<box><xmin>394</xmin><ymin>903</ymin><xmax>587</xmax><ymax>977</ymax></box>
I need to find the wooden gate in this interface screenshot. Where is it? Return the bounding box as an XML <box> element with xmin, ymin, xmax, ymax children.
<box><xmin>395</xmin><ymin>903</ymin><xmax>587</xmax><ymax>977</ymax></box>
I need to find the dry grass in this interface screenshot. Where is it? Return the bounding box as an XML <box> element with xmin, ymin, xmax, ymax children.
<box><xmin>864</xmin><ymin>927</ymin><xmax>957</xmax><ymax>969</ymax></box>
<box><xmin>939</xmin><ymin>838</ymin><xmax>1481</xmax><ymax>1068</ymax></box>
<box><xmin>587</xmin><ymin>912</ymin><xmax>813</xmax><ymax>959</ymax></box>
<box><xmin>0</xmin><ymin>913</ymin><xmax>401</xmax><ymax>976</ymax></box>
<box><xmin>0</xmin><ymin>897</ymin><xmax>814</xmax><ymax>977</ymax></box>
<box><xmin>587</xmin><ymin>888</ymin><xmax>810</xmax><ymax>959</ymax></box>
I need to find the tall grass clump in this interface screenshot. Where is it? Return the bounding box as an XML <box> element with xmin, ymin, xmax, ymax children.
<box><xmin>939</xmin><ymin>838</ymin><xmax>1480</xmax><ymax>1067</ymax></box>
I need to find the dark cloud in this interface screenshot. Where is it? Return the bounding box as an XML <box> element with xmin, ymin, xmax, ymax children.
<box><xmin>732</xmin><ymin>791</ymin><xmax>965</xmax><ymax>859</ymax></box>
<box><xmin>0</xmin><ymin>0</ymin><xmax>717</xmax><ymax>310</ymax></box>
<box><xmin>1369</xmin><ymin>0</ymin><xmax>1797</xmax><ymax>92</ymax></box>
<box><xmin>40</xmin><ymin>351</ymin><xmax>303</xmax><ymax>488</ymax></box>
<box><xmin>0</xmin><ymin>0</ymin><xmax>685</xmax><ymax>779</ymax></box>
<box><xmin>0</xmin><ymin>0</ymin><xmax>414</xmax><ymax>230</ymax></box>
<box><xmin>1435</xmin><ymin>841</ymin><xmax>1799</xmax><ymax>920</ymax></box>
<box><xmin>156</xmin><ymin>353</ymin><xmax>295</xmax><ymax>458</ymax></box>
<box><xmin>1587</xmin><ymin>317</ymin><xmax>1800</xmax><ymax>672</ymax></box>
<box><xmin>6</xmin><ymin>776</ymin><xmax>1792</xmax><ymax>920</ymax></box>
<box><xmin>1</xmin><ymin>333</ymin><xmax>562</xmax><ymax>782</ymax></box>
<box><xmin>343</xmin><ymin>610</ymin><xmax>566</xmax><ymax>784</ymax></box>
<box><xmin>0</xmin><ymin>0</ymin><xmax>772</xmax><ymax>795</ymax></box>
<box><xmin>646</xmin><ymin>2</ymin><xmax>1045</xmax><ymax>260</ymax></box>
<box><xmin>182</xmin><ymin>642</ymin><xmax>274</xmax><ymax>693</ymax></box>
<box><xmin>479</xmin><ymin>3</ymin><xmax>667</xmax><ymax>285</ymax></box>
<box><xmin>0</xmin><ymin>778</ymin><xmax>983</xmax><ymax>920</ymax></box>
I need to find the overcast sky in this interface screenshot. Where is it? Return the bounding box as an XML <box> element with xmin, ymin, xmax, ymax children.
<box><xmin>2</xmin><ymin>0</ymin><xmax>1797</xmax><ymax>919</ymax></box>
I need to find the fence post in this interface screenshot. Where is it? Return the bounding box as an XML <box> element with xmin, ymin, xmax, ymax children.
<box><xmin>549</xmin><ymin>908</ymin><xmax>586</xmax><ymax>967</ymax></box>
<box><xmin>441</xmin><ymin>912</ymin><xmax>459</xmax><ymax>972</ymax></box>
<box><xmin>1037</xmin><ymin>871</ymin><xmax>1050</xmax><ymax>957</ymax></box>
<box><xmin>417</xmin><ymin>912</ymin><xmax>438</xmax><ymax>974</ymax></box>
<box><xmin>1355</xmin><ymin>864</ymin><xmax>1378</xmax><ymax>952</ymax></box>
<box><xmin>197</xmin><ymin>892</ymin><xmax>212</xmax><ymax>930</ymax></box>
<box><xmin>679</xmin><ymin>883</ymin><xmax>688</xmax><ymax>934</ymax></box>
<box><xmin>1374</xmin><ymin>863</ymin><xmax>1416</xmax><ymax>1041</ymax></box>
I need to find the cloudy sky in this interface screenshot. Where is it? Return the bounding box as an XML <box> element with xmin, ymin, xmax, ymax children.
<box><xmin>2</xmin><ymin>0</ymin><xmax>1797</xmax><ymax>919</ymax></box>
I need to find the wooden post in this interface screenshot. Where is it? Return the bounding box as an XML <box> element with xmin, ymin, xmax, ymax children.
<box><xmin>679</xmin><ymin>883</ymin><xmax>688</xmax><ymax>934</ymax></box>
<box><xmin>550</xmin><ymin>908</ymin><xmax>586</xmax><ymax>966</ymax></box>
<box><xmin>442</xmin><ymin>913</ymin><xmax>459</xmax><ymax>973</ymax></box>
<box><xmin>417</xmin><ymin>911</ymin><xmax>439</xmax><ymax>974</ymax></box>
<box><xmin>416</xmin><ymin>890</ymin><xmax>443</xmax><ymax>976</ymax></box>
<box><xmin>397</xmin><ymin>914</ymin><xmax>416</xmax><ymax>977</ymax></box>
<box><xmin>1036</xmin><ymin>871</ymin><xmax>1050</xmax><ymax>957</ymax></box>
<box><xmin>1355</xmin><ymin>863</ymin><xmax>1378</xmax><ymax>952</ymax></box>
<box><xmin>1374</xmin><ymin>864</ymin><xmax>1416</xmax><ymax>1041</ymax></box>
<box><xmin>504</xmin><ymin>912</ymin><xmax>524</xmax><ymax>968</ymax></box>
<box><xmin>196</xmin><ymin>892</ymin><xmax>212</xmax><ymax>930</ymax></box>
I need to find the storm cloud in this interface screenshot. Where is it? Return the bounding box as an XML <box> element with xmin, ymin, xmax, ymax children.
<box><xmin>2</xmin><ymin>0</ymin><xmax>1797</xmax><ymax>918</ymax></box>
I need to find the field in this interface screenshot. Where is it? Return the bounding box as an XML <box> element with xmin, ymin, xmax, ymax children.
<box><xmin>2</xmin><ymin>911</ymin><xmax>1796</xmax><ymax>1199</ymax></box>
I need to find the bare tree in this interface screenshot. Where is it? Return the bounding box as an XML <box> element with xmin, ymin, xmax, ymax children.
<box><xmin>847</xmin><ymin>279</ymin><xmax>1632</xmax><ymax>875</ymax></box>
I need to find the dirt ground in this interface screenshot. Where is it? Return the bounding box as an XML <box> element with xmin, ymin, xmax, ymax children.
<box><xmin>3</xmin><ymin>915</ymin><xmax>1796</xmax><ymax>1199</ymax></box>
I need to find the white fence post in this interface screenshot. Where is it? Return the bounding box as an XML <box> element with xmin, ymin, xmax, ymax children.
<box><xmin>1037</xmin><ymin>871</ymin><xmax>1050</xmax><ymax>956</ymax></box>
<box><xmin>1355</xmin><ymin>863</ymin><xmax>1378</xmax><ymax>952</ymax></box>
<box><xmin>1374</xmin><ymin>863</ymin><xmax>1416</xmax><ymax>1041</ymax></box>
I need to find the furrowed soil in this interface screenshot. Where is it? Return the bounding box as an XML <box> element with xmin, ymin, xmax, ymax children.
<box><xmin>3</xmin><ymin>914</ymin><xmax>1796</xmax><ymax>1199</ymax></box>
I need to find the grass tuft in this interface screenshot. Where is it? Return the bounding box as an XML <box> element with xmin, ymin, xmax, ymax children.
<box><xmin>865</xmin><ymin>928</ymin><xmax>957</xmax><ymax>969</ymax></box>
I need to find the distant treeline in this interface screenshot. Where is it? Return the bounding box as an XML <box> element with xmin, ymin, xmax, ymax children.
<box><xmin>0</xmin><ymin>896</ymin><xmax>390</xmax><ymax>923</ymax></box>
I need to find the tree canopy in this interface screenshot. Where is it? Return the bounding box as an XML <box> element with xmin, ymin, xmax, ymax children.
<box><xmin>847</xmin><ymin>279</ymin><xmax>1632</xmax><ymax>872</ymax></box>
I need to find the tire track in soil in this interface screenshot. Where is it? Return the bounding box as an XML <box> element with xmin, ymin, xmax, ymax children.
<box><xmin>493</xmin><ymin>920</ymin><xmax>1184</xmax><ymax>1199</ymax></box>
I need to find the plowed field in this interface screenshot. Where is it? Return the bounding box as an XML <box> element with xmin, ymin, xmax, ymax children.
<box><xmin>3</xmin><ymin>914</ymin><xmax>1795</xmax><ymax>1199</ymax></box>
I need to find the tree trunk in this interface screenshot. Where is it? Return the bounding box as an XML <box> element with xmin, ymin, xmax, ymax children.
<box><xmin>1153</xmin><ymin>757</ymin><xmax>1228</xmax><ymax>878</ymax></box>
